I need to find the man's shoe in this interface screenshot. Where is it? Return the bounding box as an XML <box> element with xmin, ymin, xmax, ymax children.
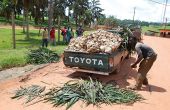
<box><xmin>143</xmin><ymin>81</ymin><xmax>148</xmax><ymax>85</ymax></box>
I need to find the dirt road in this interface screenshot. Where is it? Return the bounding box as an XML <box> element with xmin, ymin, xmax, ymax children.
<box><xmin>0</xmin><ymin>36</ymin><xmax>169</xmax><ymax>110</ymax></box>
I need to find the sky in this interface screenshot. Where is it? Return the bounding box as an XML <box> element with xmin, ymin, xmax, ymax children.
<box><xmin>100</xmin><ymin>0</ymin><xmax>170</xmax><ymax>22</ymax></box>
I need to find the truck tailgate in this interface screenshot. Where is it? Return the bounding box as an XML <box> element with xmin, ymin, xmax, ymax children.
<box><xmin>63</xmin><ymin>51</ymin><xmax>110</xmax><ymax>72</ymax></box>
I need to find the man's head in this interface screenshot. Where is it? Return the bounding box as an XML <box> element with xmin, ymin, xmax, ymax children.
<box><xmin>44</xmin><ymin>27</ymin><xmax>46</xmax><ymax>31</ymax></box>
<box><xmin>127</xmin><ymin>36</ymin><xmax>138</xmax><ymax>52</ymax></box>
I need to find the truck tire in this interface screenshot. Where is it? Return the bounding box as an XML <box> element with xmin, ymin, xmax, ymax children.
<box><xmin>113</xmin><ymin>56</ymin><xmax>123</xmax><ymax>74</ymax></box>
<box><xmin>115</xmin><ymin>63</ymin><xmax>121</xmax><ymax>74</ymax></box>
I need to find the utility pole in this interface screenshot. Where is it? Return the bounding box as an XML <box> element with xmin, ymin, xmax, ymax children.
<box><xmin>164</xmin><ymin>18</ymin><xmax>167</xmax><ymax>30</ymax></box>
<box><xmin>133</xmin><ymin>7</ymin><xmax>136</xmax><ymax>24</ymax></box>
<box><xmin>163</xmin><ymin>0</ymin><xmax>168</xmax><ymax>27</ymax></box>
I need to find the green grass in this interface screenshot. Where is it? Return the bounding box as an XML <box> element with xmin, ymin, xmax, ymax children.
<box><xmin>0</xmin><ymin>29</ymin><xmax>40</xmax><ymax>49</ymax></box>
<box><xmin>0</xmin><ymin>28</ymin><xmax>67</xmax><ymax>70</ymax></box>
<box><xmin>142</xmin><ymin>25</ymin><xmax>170</xmax><ymax>33</ymax></box>
<box><xmin>0</xmin><ymin>49</ymin><xmax>27</xmax><ymax>70</ymax></box>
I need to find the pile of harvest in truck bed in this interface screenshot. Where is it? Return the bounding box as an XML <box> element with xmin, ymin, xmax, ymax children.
<box><xmin>65</xmin><ymin>30</ymin><xmax>123</xmax><ymax>53</ymax></box>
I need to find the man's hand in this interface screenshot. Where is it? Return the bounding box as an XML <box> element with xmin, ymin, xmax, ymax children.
<box><xmin>131</xmin><ymin>63</ymin><xmax>137</xmax><ymax>68</ymax></box>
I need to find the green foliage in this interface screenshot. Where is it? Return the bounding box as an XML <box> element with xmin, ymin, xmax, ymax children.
<box><xmin>27</xmin><ymin>47</ymin><xmax>60</xmax><ymax>64</ymax></box>
<box><xmin>98</xmin><ymin>14</ymin><xmax>106</xmax><ymax>25</ymax></box>
<box><xmin>104</xmin><ymin>16</ymin><xmax>118</xmax><ymax>27</ymax></box>
<box><xmin>45</xmin><ymin>78</ymin><xmax>143</xmax><ymax>110</ymax></box>
<box><xmin>11</xmin><ymin>85</ymin><xmax>46</xmax><ymax>103</ymax></box>
<box><xmin>90</xmin><ymin>0</ymin><xmax>104</xmax><ymax>20</ymax></box>
<box><xmin>11</xmin><ymin>78</ymin><xmax>143</xmax><ymax>109</ymax></box>
<box><xmin>0</xmin><ymin>0</ymin><xmax>105</xmax><ymax>27</ymax></box>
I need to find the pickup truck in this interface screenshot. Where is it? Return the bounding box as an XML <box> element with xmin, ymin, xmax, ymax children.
<box><xmin>63</xmin><ymin>43</ymin><xmax>128</xmax><ymax>75</ymax></box>
<box><xmin>63</xmin><ymin>29</ymin><xmax>130</xmax><ymax>75</ymax></box>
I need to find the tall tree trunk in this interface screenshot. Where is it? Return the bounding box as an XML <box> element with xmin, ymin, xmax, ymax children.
<box><xmin>42</xmin><ymin>8</ymin><xmax>45</xmax><ymax>22</ymax></box>
<box><xmin>34</xmin><ymin>7</ymin><xmax>39</xmax><ymax>25</ymax></box>
<box><xmin>25</xmin><ymin>8</ymin><xmax>29</xmax><ymax>39</ymax></box>
<box><xmin>14</xmin><ymin>11</ymin><xmax>17</xmax><ymax>19</ymax></box>
<box><xmin>48</xmin><ymin>0</ymin><xmax>54</xmax><ymax>40</ymax></box>
<box><xmin>23</xmin><ymin>8</ymin><xmax>26</xmax><ymax>33</ymax></box>
<box><xmin>12</xmin><ymin>11</ymin><xmax>16</xmax><ymax>49</ymax></box>
<box><xmin>57</xmin><ymin>16</ymin><xmax>61</xmax><ymax>42</ymax></box>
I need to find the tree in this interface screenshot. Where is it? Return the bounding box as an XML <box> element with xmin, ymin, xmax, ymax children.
<box><xmin>72</xmin><ymin>0</ymin><xmax>89</xmax><ymax>27</ymax></box>
<box><xmin>23</xmin><ymin>0</ymin><xmax>30</xmax><ymax>39</ymax></box>
<box><xmin>15</xmin><ymin>0</ymin><xmax>23</xmax><ymax>18</ymax></box>
<box><xmin>83</xmin><ymin>9</ymin><xmax>93</xmax><ymax>27</ymax></box>
<box><xmin>65</xmin><ymin>0</ymin><xmax>74</xmax><ymax>23</ymax></box>
<box><xmin>48</xmin><ymin>0</ymin><xmax>54</xmax><ymax>40</ymax></box>
<box><xmin>104</xmin><ymin>16</ymin><xmax>118</xmax><ymax>28</ymax></box>
<box><xmin>0</xmin><ymin>0</ymin><xmax>17</xmax><ymax>49</ymax></box>
<box><xmin>0</xmin><ymin>0</ymin><xmax>13</xmax><ymax>21</ymax></box>
<box><xmin>31</xmin><ymin>0</ymin><xmax>48</xmax><ymax>25</ymax></box>
<box><xmin>11</xmin><ymin>0</ymin><xmax>18</xmax><ymax>49</ymax></box>
<box><xmin>98</xmin><ymin>14</ymin><xmax>106</xmax><ymax>25</ymax></box>
<box><xmin>90</xmin><ymin>0</ymin><xmax>104</xmax><ymax>26</ymax></box>
<box><xmin>0</xmin><ymin>0</ymin><xmax>2</xmax><ymax>11</ymax></box>
<box><xmin>53</xmin><ymin>0</ymin><xmax>67</xmax><ymax>42</ymax></box>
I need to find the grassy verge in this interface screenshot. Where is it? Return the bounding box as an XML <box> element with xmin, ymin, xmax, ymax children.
<box><xmin>0</xmin><ymin>28</ymin><xmax>67</xmax><ymax>70</ymax></box>
<box><xmin>0</xmin><ymin>49</ymin><xmax>27</xmax><ymax>70</ymax></box>
<box><xmin>0</xmin><ymin>46</ymin><xmax>66</xmax><ymax>70</ymax></box>
<box><xmin>142</xmin><ymin>25</ymin><xmax>170</xmax><ymax>33</ymax></box>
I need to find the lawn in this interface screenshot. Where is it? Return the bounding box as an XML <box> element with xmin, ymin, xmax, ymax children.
<box><xmin>142</xmin><ymin>25</ymin><xmax>170</xmax><ymax>33</ymax></box>
<box><xmin>0</xmin><ymin>28</ymin><xmax>67</xmax><ymax>70</ymax></box>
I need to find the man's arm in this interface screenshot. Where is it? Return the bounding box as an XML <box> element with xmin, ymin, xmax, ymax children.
<box><xmin>131</xmin><ymin>46</ymin><xmax>143</xmax><ymax>68</ymax></box>
<box><xmin>131</xmin><ymin>55</ymin><xmax>143</xmax><ymax>68</ymax></box>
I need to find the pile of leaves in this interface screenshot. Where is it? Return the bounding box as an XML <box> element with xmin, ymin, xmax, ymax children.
<box><xmin>27</xmin><ymin>48</ymin><xmax>60</xmax><ymax>64</ymax></box>
<box><xmin>11</xmin><ymin>79</ymin><xmax>143</xmax><ymax>109</ymax></box>
<box><xmin>11</xmin><ymin>85</ymin><xmax>45</xmax><ymax>103</ymax></box>
<box><xmin>44</xmin><ymin>78</ymin><xmax>143</xmax><ymax>109</ymax></box>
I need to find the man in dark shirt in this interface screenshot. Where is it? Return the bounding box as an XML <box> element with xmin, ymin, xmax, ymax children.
<box><xmin>130</xmin><ymin>38</ymin><xmax>157</xmax><ymax>90</ymax></box>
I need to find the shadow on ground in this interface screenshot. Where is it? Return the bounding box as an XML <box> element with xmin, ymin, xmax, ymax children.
<box><xmin>67</xmin><ymin>57</ymin><xmax>166</xmax><ymax>93</ymax></box>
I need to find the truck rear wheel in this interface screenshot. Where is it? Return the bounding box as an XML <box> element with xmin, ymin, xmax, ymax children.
<box><xmin>112</xmin><ymin>56</ymin><xmax>123</xmax><ymax>74</ymax></box>
<box><xmin>115</xmin><ymin>62</ymin><xmax>121</xmax><ymax>74</ymax></box>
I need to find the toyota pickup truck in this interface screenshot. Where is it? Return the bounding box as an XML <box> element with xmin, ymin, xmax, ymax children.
<box><xmin>63</xmin><ymin>42</ymin><xmax>128</xmax><ymax>75</ymax></box>
<box><xmin>63</xmin><ymin>28</ymin><xmax>131</xmax><ymax>75</ymax></box>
